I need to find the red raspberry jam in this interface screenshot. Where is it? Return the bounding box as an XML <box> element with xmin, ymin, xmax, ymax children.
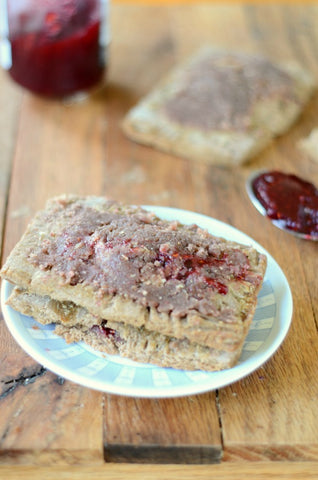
<box><xmin>252</xmin><ymin>171</ymin><xmax>318</xmax><ymax>238</ymax></box>
<box><xmin>7</xmin><ymin>1</ymin><xmax>105</xmax><ymax>97</ymax></box>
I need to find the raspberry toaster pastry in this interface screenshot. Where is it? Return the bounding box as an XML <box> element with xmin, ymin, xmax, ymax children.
<box><xmin>1</xmin><ymin>195</ymin><xmax>267</xmax><ymax>371</ymax></box>
<box><xmin>122</xmin><ymin>46</ymin><xmax>316</xmax><ymax>166</ymax></box>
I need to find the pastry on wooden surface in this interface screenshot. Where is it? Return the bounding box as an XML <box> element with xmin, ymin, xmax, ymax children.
<box><xmin>122</xmin><ymin>47</ymin><xmax>316</xmax><ymax>166</ymax></box>
<box><xmin>1</xmin><ymin>195</ymin><xmax>267</xmax><ymax>371</ymax></box>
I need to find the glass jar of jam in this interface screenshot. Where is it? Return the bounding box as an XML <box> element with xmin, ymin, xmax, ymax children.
<box><xmin>0</xmin><ymin>0</ymin><xmax>109</xmax><ymax>98</ymax></box>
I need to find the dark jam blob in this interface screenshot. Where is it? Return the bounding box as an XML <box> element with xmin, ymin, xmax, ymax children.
<box><xmin>252</xmin><ymin>171</ymin><xmax>318</xmax><ymax>238</ymax></box>
<box><xmin>91</xmin><ymin>321</ymin><xmax>123</xmax><ymax>344</ymax></box>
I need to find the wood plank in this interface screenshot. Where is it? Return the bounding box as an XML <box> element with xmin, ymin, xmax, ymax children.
<box><xmin>113</xmin><ymin>0</ymin><xmax>318</xmax><ymax>4</ymax></box>
<box><xmin>0</xmin><ymin>70</ymin><xmax>22</xmax><ymax>257</ymax></box>
<box><xmin>0</xmin><ymin>76</ymin><xmax>109</xmax><ymax>462</ymax></box>
<box><xmin>0</xmin><ymin>373</ymin><xmax>103</xmax><ymax>465</ymax></box>
<box><xmin>104</xmin><ymin>393</ymin><xmax>222</xmax><ymax>463</ymax></box>
<box><xmin>103</xmin><ymin>4</ymin><xmax>183</xmax><ymax>206</ymax></box>
<box><xmin>169</xmin><ymin>2</ymin><xmax>318</xmax><ymax>462</ymax></box>
<box><xmin>216</xmin><ymin>4</ymin><xmax>318</xmax><ymax>461</ymax></box>
<box><xmin>1</xmin><ymin>462</ymin><xmax>318</xmax><ymax>480</ymax></box>
<box><xmin>170</xmin><ymin>3</ymin><xmax>254</xmax><ymax>57</ymax></box>
<box><xmin>0</xmin><ymin>96</ymin><xmax>107</xmax><ymax>463</ymax></box>
<box><xmin>104</xmin><ymin>5</ymin><xmax>223</xmax><ymax>464</ymax></box>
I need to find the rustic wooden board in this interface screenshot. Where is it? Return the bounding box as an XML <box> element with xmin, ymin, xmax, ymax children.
<box><xmin>0</xmin><ymin>2</ymin><xmax>317</xmax><ymax>467</ymax></box>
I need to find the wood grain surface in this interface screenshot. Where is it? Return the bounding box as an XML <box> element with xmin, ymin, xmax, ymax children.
<box><xmin>104</xmin><ymin>393</ymin><xmax>222</xmax><ymax>463</ymax></box>
<box><xmin>0</xmin><ymin>2</ymin><xmax>318</xmax><ymax>477</ymax></box>
<box><xmin>1</xmin><ymin>463</ymin><xmax>318</xmax><ymax>480</ymax></box>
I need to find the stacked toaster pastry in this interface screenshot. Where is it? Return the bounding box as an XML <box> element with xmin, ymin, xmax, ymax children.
<box><xmin>0</xmin><ymin>195</ymin><xmax>267</xmax><ymax>371</ymax></box>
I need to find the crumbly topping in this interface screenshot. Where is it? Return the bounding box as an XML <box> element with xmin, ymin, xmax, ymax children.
<box><xmin>29</xmin><ymin>200</ymin><xmax>263</xmax><ymax>317</ymax></box>
<box><xmin>164</xmin><ymin>51</ymin><xmax>296</xmax><ymax>131</ymax></box>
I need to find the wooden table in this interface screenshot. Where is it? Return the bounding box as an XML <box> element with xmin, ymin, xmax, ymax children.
<box><xmin>0</xmin><ymin>2</ymin><xmax>317</xmax><ymax>479</ymax></box>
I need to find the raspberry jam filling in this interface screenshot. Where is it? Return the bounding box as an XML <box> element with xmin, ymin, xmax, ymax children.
<box><xmin>91</xmin><ymin>321</ymin><xmax>123</xmax><ymax>343</ymax></box>
<box><xmin>156</xmin><ymin>251</ymin><xmax>230</xmax><ymax>294</ymax></box>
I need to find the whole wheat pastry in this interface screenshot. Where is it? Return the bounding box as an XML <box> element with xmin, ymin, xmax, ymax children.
<box><xmin>1</xmin><ymin>195</ymin><xmax>267</xmax><ymax>371</ymax></box>
<box><xmin>122</xmin><ymin>46</ymin><xmax>316</xmax><ymax>166</ymax></box>
<box><xmin>7</xmin><ymin>287</ymin><xmax>242</xmax><ymax>371</ymax></box>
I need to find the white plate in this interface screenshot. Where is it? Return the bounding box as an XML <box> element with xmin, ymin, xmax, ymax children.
<box><xmin>1</xmin><ymin>206</ymin><xmax>292</xmax><ymax>398</ymax></box>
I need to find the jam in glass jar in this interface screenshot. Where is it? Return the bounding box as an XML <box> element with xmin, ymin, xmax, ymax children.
<box><xmin>0</xmin><ymin>0</ymin><xmax>109</xmax><ymax>98</ymax></box>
